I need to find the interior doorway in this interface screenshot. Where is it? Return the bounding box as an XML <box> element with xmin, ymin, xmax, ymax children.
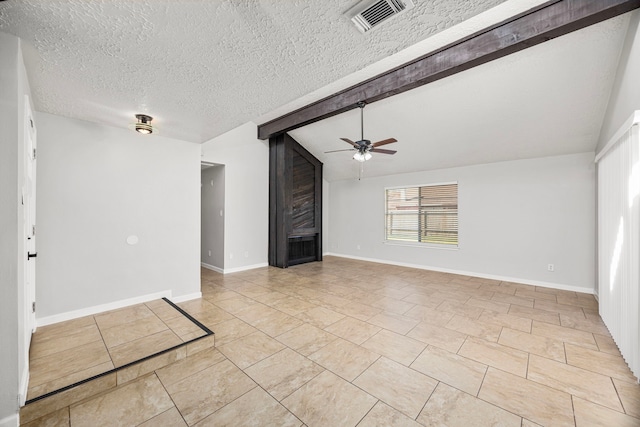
<box><xmin>201</xmin><ymin>163</ymin><xmax>225</xmax><ymax>273</ymax></box>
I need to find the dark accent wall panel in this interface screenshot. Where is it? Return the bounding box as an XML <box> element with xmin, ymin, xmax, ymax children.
<box><xmin>269</xmin><ymin>134</ymin><xmax>322</xmax><ymax>268</ymax></box>
<box><xmin>292</xmin><ymin>151</ymin><xmax>316</xmax><ymax>230</ymax></box>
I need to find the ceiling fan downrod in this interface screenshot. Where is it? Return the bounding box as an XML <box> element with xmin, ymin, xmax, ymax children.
<box><xmin>357</xmin><ymin>101</ymin><xmax>366</xmax><ymax>143</ymax></box>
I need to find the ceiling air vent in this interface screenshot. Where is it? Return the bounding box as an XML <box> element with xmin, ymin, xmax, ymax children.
<box><xmin>347</xmin><ymin>0</ymin><xmax>415</xmax><ymax>33</ymax></box>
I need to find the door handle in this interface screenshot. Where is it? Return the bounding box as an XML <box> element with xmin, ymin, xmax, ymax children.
<box><xmin>27</xmin><ymin>252</ymin><xmax>37</xmax><ymax>260</ymax></box>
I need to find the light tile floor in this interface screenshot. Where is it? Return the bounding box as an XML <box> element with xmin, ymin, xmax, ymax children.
<box><xmin>23</xmin><ymin>257</ymin><xmax>640</xmax><ymax>426</ymax></box>
<box><xmin>27</xmin><ymin>298</ymin><xmax>208</xmax><ymax>401</ymax></box>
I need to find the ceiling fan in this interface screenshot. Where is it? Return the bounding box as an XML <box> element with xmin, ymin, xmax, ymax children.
<box><xmin>324</xmin><ymin>101</ymin><xmax>398</xmax><ymax>162</ymax></box>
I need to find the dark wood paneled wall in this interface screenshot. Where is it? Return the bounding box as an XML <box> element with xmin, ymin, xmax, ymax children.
<box><xmin>269</xmin><ymin>134</ymin><xmax>322</xmax><ymax>268</ymax></box>
<box><xmin>292</xmin><ymin>151</ymin><xmax>316</xmax><ymax>230</ymax></box>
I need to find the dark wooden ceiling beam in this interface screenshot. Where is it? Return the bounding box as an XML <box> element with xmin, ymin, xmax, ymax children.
<box><xmin>257</xmin><ymin>0</ymin><xmax>640</xmax><ymax>140</ymax></box>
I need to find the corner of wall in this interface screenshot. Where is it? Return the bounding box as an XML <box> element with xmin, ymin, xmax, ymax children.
<box><xmin>200</xmin><ymin>122</ymin><xmax>269</xmax><ymax>271</ymax></box>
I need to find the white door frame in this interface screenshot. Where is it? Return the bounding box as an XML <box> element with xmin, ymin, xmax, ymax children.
<box><xmin>20</xmin><ymin>94</ymin><xmax>37</xmax><ymax>405</ymax></box>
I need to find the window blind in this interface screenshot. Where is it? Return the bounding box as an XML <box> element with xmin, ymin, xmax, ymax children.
<box><xmin>385</xmin><ymin>183</ymin><xmax>458</xmax><ymax>245</ymax></box>
<box><xmin>596</xmin><ymin>116</ymin><xmax>640</xmax><ymax>380</ymax></box>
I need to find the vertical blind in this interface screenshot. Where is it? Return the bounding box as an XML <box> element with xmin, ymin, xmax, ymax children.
<box><xmin>596</xmin><ymin>117</ymin><xmax>639</xmax><ymax>380</ymax></box>
<box><xmin>385</xmin><ymin>183</ymin><xmax>458</xmax><ymax>245</ymax></box>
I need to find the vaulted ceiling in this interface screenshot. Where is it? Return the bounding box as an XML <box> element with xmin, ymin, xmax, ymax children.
<box><xmin>0</xmin><ymin>0</ymin><xmax>632</xmax><ymax>181</ymax></box>
<box><xmin>290</xmin><ymin>13</ymin><xmax>630</xmax><ymax>180</ymax></box>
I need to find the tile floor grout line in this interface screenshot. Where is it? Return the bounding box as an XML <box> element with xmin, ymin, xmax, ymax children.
<box><xmin>473</xmin><ymin>384</ymin><xmax>533</xmax><ymax>425</ymax></box>
<box><xmin>414</xmin><ymin>380</ymin><xmax>439</xmax><ymax>423</ymax></box>
<box><xmin>150</xmin><ymin>372</ymin><xmax>189</xmax><ymax>426</ymax></box>
<box><xmin>272</xmin><ymin>367</ymin><xmax>326</xmax><ymax>409</ymax></box>
<box><xmin>26</xmin><ymin>335</ymin><xmax>106</xmax><ymax>374</ymax></box>
<box><xmin>94</xmin><ymin>312</ymin><xmax>120</xmax><ymax>371</ymax></box>
<box><xmin>27</xmin><ymin>325</ymin><xmax>104</xmax><ymax>362</ymax></box>
<box><xmin>158</xmin><ymin>347</ymin><xmax>228</xmax><ymax>389</ymax></box>
<box><xmin>349</xmin><ymin>354</ymin><xmax>382</xmax><ymax>385</ymax></box>
<box><xmin>150</xmin><ymin>302</ymin><xmax>188</xmax><ymax>344</ymax></box>
<box><xmin>353</xmin><ymin>399</ymin><xmax>381</xmax><ymax>427</ymax></box>
<box><xmin>192</xmin><ymin>383</ymin><xmax>262</xmax><ymax>426</ymax></box>
<box><xmin>476</xmin><ymin>363</ymin><xmax>489</xmax><ymax>399</ymax></box>
<box><xmin>276</xmin><ymin>327</ymin><xmax>340</xmax><ymax>363</ymax></box>
<box><xmin>570</xmin><ymin>394</ymin><xmax>578</xmax><ymax>426</ymax></box>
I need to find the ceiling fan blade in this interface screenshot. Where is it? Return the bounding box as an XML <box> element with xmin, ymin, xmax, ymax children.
<box><xmin>340</xmin><ymin>137</ymin><xmax>357</xmax><ymax>147</ymax></box>
<box><xmin>325</xmin><ymin>149</ymin><xmax>356</xmax><ymax>153</ymax></box>
<box><xmin>371</xmin><ymin>148</ymin><xmax>396</xmax><ymax>155</ymax></box>
<box><xmin>371</xmin><ymin>138</ymin><xmax>397</xmax><ymax>148</ymax></box>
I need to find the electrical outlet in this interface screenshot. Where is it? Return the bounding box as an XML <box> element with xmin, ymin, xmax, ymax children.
<box><xmin>357</xmin><ymin>245</ymin><xmax>361</xmax><ymax>250</ymax></box>
<box><xmin>208</xmin><ymin>250</ymin><xmax>211</xmax><ymax>257</ymax></box>
<box><xmin>244</xmin><ymin>251</ymin><xmax>248</xmax><ymax>258</ymax></box>
<box><xmin>230</xmin><ymin>253</ymin><xmax>234</xmax><ymax>259</ymax></box>
<box><xmin>547</xmin><ymin>264</ymin><xmax>554</xmax><ymax>272</ymax></box>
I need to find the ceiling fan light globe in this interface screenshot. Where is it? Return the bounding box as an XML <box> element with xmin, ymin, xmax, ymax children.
<box><xmin>353</xmin><ymin>152</ymin><xmax>366</xmax><ymax>162</ymax></box>
<box><xmin>364</xmin><ymin>152</ymin><xmax>372</xmax><ymax>161</ymax></box>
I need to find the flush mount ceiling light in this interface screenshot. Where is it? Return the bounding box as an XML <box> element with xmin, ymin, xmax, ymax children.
<box><xmin>134</xmin><ymin>114</ymin><xmax>153</xmax><ymax>134</ymax></box>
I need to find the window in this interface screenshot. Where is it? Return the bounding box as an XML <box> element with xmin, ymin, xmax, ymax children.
<box><xmin>385</xmin><ymin>182</ymin><xmax>458</xmax><ymax>246</ymax></box>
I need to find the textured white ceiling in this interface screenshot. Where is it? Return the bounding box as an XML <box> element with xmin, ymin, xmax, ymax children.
<box><xmin>0</xmin><ymin>0</ymin><xmax>507</xmax><ymax>143</ymax></box>
<box><xmin>290</xmin><ymin>14</ymin><xmax>630</xmax><ymax>181</ymax></box>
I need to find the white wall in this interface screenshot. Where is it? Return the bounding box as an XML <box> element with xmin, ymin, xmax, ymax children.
<box><xmin>327</xmin><ymin>153</ymin><xmax>596</xmax><ymax>292</ymax></box>
<box><xmin>0</xmin><ymin>32</ymin><xmax>31</xmax><ymax>427</ymax></box>
<box><xmin>598</xmin><ymin>10</ymin><xmax>640</xmax><ymax>151</ymax></box>
<box><xmin>35</xmin><ymin>113</ymin><xmax>201</xmax><ymax>319</ymax></box>
<box><xmin>201</xmin><ymin>165</ymin><xmax>225</xmax><ymax>270</ymax></box>
<box><xmin>201</xmin><ymin>122</ymin><xmax>269</xmax><ymax>272</ymax></box>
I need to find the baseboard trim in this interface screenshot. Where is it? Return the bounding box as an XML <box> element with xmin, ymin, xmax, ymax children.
<box><xmin>19</xmin><ymin>366</ymin><xmax>28</xmax><ymax>407</ymax></box>
<box><xmin>201</xmin><ymin>262</ymin><xmax>223</xmax><ymax>274</ymax></box>
<box><xmin>201</xmin><ymin>261</ymin><xmax>268</xmax><ymax>274</ymax></box>
<box><xmin>36</xmin><ymin>291</ymin><xmax>172</xmax><ymax>327</ymax></box>
<box><xmin>324</xmin><ymin>253</ymin><xmax>595</xmax><ymax>294</ymax></box>
<box><xmin>0</xmin><ymin>413</ymin><xmax>18</xmax><ymax>427</ymax></box>
<box><xmin>223</xmin><ymin>262</ymin><xmax>269</xmax><ymax>274</ymax></box>
<box><xmin>170</xmin><ymin>292</ymin><xmax>202</xmax><ymax>303</ymax></box>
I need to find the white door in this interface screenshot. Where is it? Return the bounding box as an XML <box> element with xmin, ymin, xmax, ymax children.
<box><xmin>23</xmin><ymin>95</ymin><xmax>37</xmax><ymax>356</ymax></box>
